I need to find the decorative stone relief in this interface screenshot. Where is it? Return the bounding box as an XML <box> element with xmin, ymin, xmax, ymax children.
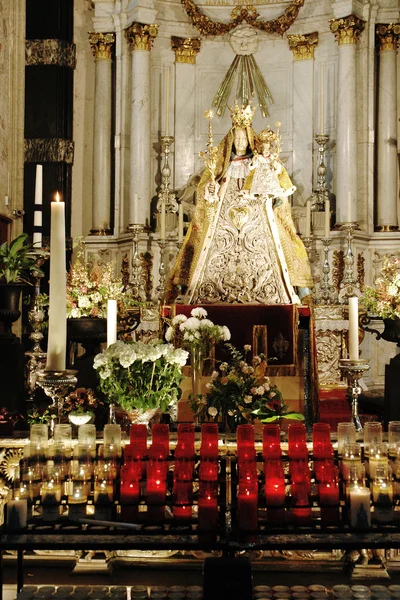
<box><xmin>287</xmin><ymin>32</ymin><xmax>318</xmax><ymax>61</ymax></box>
<box><xmin>25</xmin><ymin>40</ymin><xmax>76</xmax><ymax>68</ymax></box>
<box><xmin>24</xmin><ymin>139</ymin><xmax>74</xmax><ymax>164</ymax></box>
<box><xmin>330</xmin><ymin>15</ymin><xmax>365</xmax><ymax>46</ymax></box>
<box><xmin>332</xmin><ymin>250</ymin><xmax>344</xmax><ymax>292</ymax></box>
<box><xmin>171</xmin><ymin>37</ymin><xmax>201</xmax><ymax>65</ymax></box>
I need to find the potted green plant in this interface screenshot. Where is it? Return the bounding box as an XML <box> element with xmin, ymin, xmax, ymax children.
<box><xmin>0</xmin><ymin>233</ymin><xmax>43</xmax><ymax>335</ymax></box>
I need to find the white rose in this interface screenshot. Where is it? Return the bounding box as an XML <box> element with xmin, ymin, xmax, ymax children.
<box><xmin>211</xmin><ymin>370</ymin><xmax>219</xmax><ymax>381</ymax></box>
<box><xmin>244</xmin><ymin>344</ymin><xmax>251</xmax><ymax>352</ymax></box>
<box><xmin>165</xmin><ymin>326</ymin><xmax>174</xmax><ymax>342</ymax></box>
<box><xmin>208</xmin><ymin>406</ymin><xmax>218</xmax><ymax>417</ymax></box>
<box><xmin>180</xmin><ymin>316</ymin><xmax>201</xmax><ymax>331</ymax></box>
<box><xmin>244</xmin><ymin>395</ymin><xmax>253</xmax><ymax>404</ymax></box>
<box><xmin>222</xmin><ymin>326</ymin><xmax>231</xmax><ymax>341</ymax></box>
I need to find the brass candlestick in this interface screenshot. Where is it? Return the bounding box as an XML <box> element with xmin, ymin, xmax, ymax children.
<box><xmin>315</xmin><ymin>238</ymin><xmax>338</xmax><ymax>305</ymax></box>
<box><xmin>339</xmin><ymin>359</ymin><xmax>370</xmax><ymax>432</ymax></box>
<box><xmin>127</xmin><ymin>223</ymin><xmax>145</xmax><ymax>301</ymax></box>
<box><xmin>338</xmin><ymin>222</ymin><xmax>360</xmax><ymax>303</ymax></box>
<box><xmin>155</xmin><ymin>240</ymin><xmax>168</xmax><ymax>303</ymax></box>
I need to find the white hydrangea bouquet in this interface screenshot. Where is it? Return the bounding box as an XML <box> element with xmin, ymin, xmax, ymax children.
<box><xmin>94</xmin><ymin>340</ymin><xmax>189</xmax><ymax>413</ymax></box>
<box><xmin>165</xmin><ymin>307</ymin><xmax>231</xmax><ymax>353</ymax></box>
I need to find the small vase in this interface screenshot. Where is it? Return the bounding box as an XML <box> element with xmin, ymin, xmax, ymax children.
<box><xmin>68</xmin><ymin>411</ymin><xmax>94</xmax><ymax>426</ymax></box>
<box><xmin>381</xmin><ymin>318</ymin><xmax>400</xmax><ymax>345</ymax></box>
<box><xmin>0</xmin><ymin>283</ymin><xmax>24</xmax><ymax>336</ymax></box>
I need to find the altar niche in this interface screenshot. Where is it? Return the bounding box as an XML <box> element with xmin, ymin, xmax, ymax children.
<box><xmin>172</xmin><ymin>303</ymin><xmax>319</xmax><ymax>429</ymax></box>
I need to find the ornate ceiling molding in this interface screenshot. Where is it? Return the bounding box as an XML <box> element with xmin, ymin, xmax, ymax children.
<box><xmin>180</xmin><ymin>0</ymin><xmax>305</xmax><ymax>37</ymax></box>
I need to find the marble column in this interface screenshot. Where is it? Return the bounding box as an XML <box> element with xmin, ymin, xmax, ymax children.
<box><xmin>89</xmin><ymin>33</ymin><xmax>115</xmax><ymax>235</ymax></box>
<box><xmin>125</xmin><ymin>23</ymin><xmax>158</xmax><ymax>227</ymax></box>
<box><xmin>171</xmin><ymin>37</ymin><xmax>201</xmax><ymax>191</ymax></box>
<box><xmin>288</xmin><ymin>33</ymin><xmax>318</xmax><ymax>205</ymax></box>
<box><xmin>330</xmin><ymin>16</ymin><xmax>365</xmax><ymax>224</ymax></box>
<box><xmin>375</xmin><ymin>23</ymin><xmax>400</xmax><ymax>232</ymax></box>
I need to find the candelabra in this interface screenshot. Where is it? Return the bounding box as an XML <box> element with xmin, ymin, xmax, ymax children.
<box><xmin>339</xmin><ymin>359</ymin><xmax>370</xmax><ymax>432</ymax></box>
<box><xmin>310</xmin><ymin>134</ymin><xmax>330</xmax><ymax>211</ymax></box>
<box><xmin>338</xmin><ymin>222</ymin><xmax>360</xmax><ymax>303</ymax></box>
<box><xmin>315</xmin><ymin>238</ymin><xmax>338</xmax><ymax>305</ymax></box>
<box><xmin>25</xmin><ymin>250</ymin><xmax>49</xmax><ymax>399</ymax></box>
<box><xmin>155</xmin><ymin>240</ymin><xmax>168</xmax><ymax>303</ymax></box>
<box><xmin>127</xmin><ymin>224</ymin><xmax>145</xmax><ymax>301</ymax></box>
<box><xmin>36</xmin><ymin>369</ymin><xmax>78</xmax><ymax>436</ymax></box>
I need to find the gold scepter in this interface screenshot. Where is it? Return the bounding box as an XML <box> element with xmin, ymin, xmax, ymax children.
<box><xmin>199</xmin><ymin>109</ymin><xmax>218</xmax><ymax>186</ymax></box>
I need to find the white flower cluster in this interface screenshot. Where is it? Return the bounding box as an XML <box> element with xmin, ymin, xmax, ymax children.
<box><xmin>165</xmin><ymin>307</ymin><xmax>231</xmax><ymax>349</ymax></box>
<box><xmin>93</xmin><ymin>340</ymin><xmax>188</xmax><ymax>378</ymax></box>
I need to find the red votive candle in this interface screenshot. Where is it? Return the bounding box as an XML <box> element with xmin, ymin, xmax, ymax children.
<box><xmin>237</xmin><ymin>446</ymin><xmax>256</xmax><ymax>463</ymax></box>
<box><xmin>237</xmin><ymin>424</ymin><xmax>255</xmax><ymax>447</ymax></box>
<box><xmin>291</xmin><ymin>480</ymin><xmax>312</xmax><ymax>526</ymax></box>
<box><xmin>314</xmin><ymin>458</ymin><xmax>335</xmax><ymax>483</ymax></box>
<box><xmin>200</xmin><ymin>424</ymin><xmax>219</xmax><ymax>459</ymax></box>
<box><xmin>198</xmin><ymin>481</ymin><xmax>218</xmax><ymax>531</ymax></box>
<box><xmin>173</xmin><ymin>504</ymin><xmax>192</xmax><ymax>520</ymax></box>
<box><xmin>313</xmin><ymin>423</ymin><xmax>333</xmax><ymax>460</ymax></box>
<box><xmin>264</xmin><ymin>462</ymin><xmax>286</xmax><ymax>507</ymax></box>
<box><xmin>288</xmin><ymin>423</ymin><xmax>307</xmax><ymax>459</ymax></box>
<box><xmin>176</xmin><ymin>424</ymin><xmax>195</xmax><ymax>458</ymax></box>
<box><xmin>199</xmin><ymin>460</ymin><xmax>218</xmax><ymax>482</ymax></box>
<box><xmin>173</xmin><ymin>480</ymin><xmax>193</xmax><ymax>519</ymax></box>
<box><xmin>238</xmin><ymin>459</ymin><xmax>257</xmax><ymax>483</ymax></box>
<box><xmin>129</xmin><ymin>424</ymin><xmax>148</xmax><ymax>453</ymax></box>
<box><xmin>146</xmin><ymin>476</ymin><xmax>166</xmax><ymax>505</ymax></box>
<box><xmin>152</xmin><ymin>424</ymin><xmax>170</xmax><ymax>457</ymax></box>
<box><xmin>237</xmin><ymin>479</ymin><xmax>258</xmax><ymax>531</ymax></box>
<box><xmin>318</xmin><ymin>467</ymin><xmax>339</xmax><ymax>506</ymax></box>
<box><xmin>263</xmin><ymin>424</ymin><xmax>281</xmax><ymax>460</ymax></box>
<box><xmin>119</xmin><ymin>465</ymin><xmax>140</xmax><ymax>504</ymax></box>
<box><xmin>174</xmin><ymin>459</ymin><xmax>194</xmax><ymax>482</ymax></box>
<box><xmin>148</xmin><ymin>444</ymin><xmax>169</xmax><ymax>479</ymax></box>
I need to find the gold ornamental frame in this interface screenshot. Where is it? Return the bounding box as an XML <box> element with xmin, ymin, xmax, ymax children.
<box><xmin>181</xmin><ymin>0</ymin><xmax>305</xmax><ymax>37</ymax></box>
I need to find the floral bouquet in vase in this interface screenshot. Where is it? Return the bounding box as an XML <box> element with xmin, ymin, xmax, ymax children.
<box><xmin>165</xmin><ymin>307</ymin><xmax>231</xmax><ymax>397</ymax></box>
<box><xmin>94</xmin><ymin>340</ymin><xmax>189</xmax><ymax>425</ymax></box>
<box><xmin>190</xmin><ymin>344</ymin><xmax>304</xmax><ymax>428</ymax></box>
<box><xmin>361</xmin><ymin>257</ymin><xmax>400</xmax><ymax>320</ymax></box>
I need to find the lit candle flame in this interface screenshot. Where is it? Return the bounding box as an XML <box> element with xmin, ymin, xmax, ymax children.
<box><xmin>55</xmin><ymin>191</ymin><xmax>60</xmax><ymax>202</ymax></box>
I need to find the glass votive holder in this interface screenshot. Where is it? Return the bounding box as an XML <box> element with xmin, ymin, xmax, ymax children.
<box><xmin>103</xmin><ymin>424</ymin><xmax>122</xmax><ymax>457</ymax></box>
<box><xmin>363</xmin><ymin>421</ymin><xmax>383</xmax><ymax>458</ymax></box>
<box><xmin>174</xmin><ymin>458</ymin><xmax>193</xmax><ymax>482</ymax></box>
<box><xmin>368</xmin><ymin>442</ymin><xmax>388</xmax><ymax>479</ymax></box>
<box><xmin>388</xmin><ymin>421</ymin><xmax>400</xmax><ymax>458</ymax></box>
<box><xmin>199</xmin><ymin>459</ymin><xmax>218</xmax><ymax>482</ymax></box>
<box><xmin>237</xmin><ymin>424</ymin><xmax>255</xmax><ymax>447</ymax></box>
<box><xmin>78</xmin><ymin>424</ymin><xmax>96</xmax><ymax>456</ymax></box>
<box><xmin>30</xmin><ymin>424</ymin><xmax>49</xmax><ymax>446</ymax></box>
<box><xmin>119</xmin><ymin>465</ymin><xmax>140</xmax><ymax>504</ymax></box>
<box><xmin>349</xmin><ymin>485</ymin><xmax>371</xmax><ymax>529</ymax></box>
<box><xmin>200</xmin><ymin>423</ymin><xmax>219</xmax><ymax>459</ymax></box>
<box><xmin>176</xmin><ymin>423</ymin><xmax>195</xmax><ymax>457</ymax></box>
<box><xmin>238</xmin><ymin>459</ymin><xmax>257</xmax><ymax>483</ymax></box>
<box><xmin>41</xmin><ymin>465</ymin><xmax>62</xmax><ymax>504</ymax></box>
<box><xmin>20</xmin><ymin>465</ymin><xmax>41</xmax><ymax>501</ymax></box>
<box><xmin>129</xmin><ymin>424</ymin><xmax>148</xmax><ymax>453</ymax></box>
<box><xmin>264</xmin><ymin>464</ymin><xmax>285</xmax><ymax>507</ymax></box>
<box><xmin>341</xmin><ymin>443</ymin><xmax>362</xmax><ymax>480</ymax></box>
<box><xmin>345</xmin><ymin>463</ymin><xmax>366</xmax><ymax>500</ymax></box>
<box><xmin>54</xmin><ymin>424</ymin><xmax>72</xmax><ymax>456</ymax></box>
<box><xmin>93</xmin><ymin>475</ymin><xmax>114</xmax><ymax>504</ymax></box>
<box><xmin>318</xmin><ymin>467</ymin><xmax>339</xmax><ymax>507</ymax></box>
<box><xmin>337</xmin><ymin>422</ymin><xmax>356</xmax><ymax>457</ymax></box>
<box><xmin>371</xmin><ymin>466</ymin><xmax>394</xmax><ymax>523</ymax></box>
<box><xmin>313</xmin><ymin>422</ymin><xmax>331</xmax><ymax>446</ymax></box>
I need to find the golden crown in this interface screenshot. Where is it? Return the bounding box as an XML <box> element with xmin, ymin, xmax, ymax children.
<box><xmin>229</xmin><ymin>101</ymin><xmax>256</xmax><ymax>128</ymax></box>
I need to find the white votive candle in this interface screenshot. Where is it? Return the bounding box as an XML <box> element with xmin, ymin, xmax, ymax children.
<box><xmin>107</xmin><ymin>299</ymin><xmax>117</xmax><ymax>347</ymax></box>
<box><xmin>7</xmin><ymin>498</ymin><xmax>28</xmax><ymax>530</ymax></box>
<box><xmin>349</xmin><ymin>486</ymin><xmax>371</xmax><ymax>529</ymax></box>
<box><xmin>45</xmin><ymin>192</ymin><xmax>67</xmax><ymax>371</ymax></box>
<box><xmin>348</xmin><ymin>296</ymin><xmax>359</xmax><ymax>360</ymax></box>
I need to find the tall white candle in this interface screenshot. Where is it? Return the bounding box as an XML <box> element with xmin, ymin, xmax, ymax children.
<box><xmin>46</xmin><ymin>192</ymin><xmax>67</xmax><ymax>371</ymax></box>
<box><xmin>320</xmin><ymin>64</ymin><xmax>325</xmax><ymax>134</ymax></box>
<box><xmin>35</xmin><ymin>165</ymin><xmax>43</xmax><ymax>205</ymax></box>
<box><xmin>133</xmin><ymin>193</ymin><xmax>139</xmax><ymax>224</ymax></box>
<box><xmin>178</xmin><ymin>203</ymin><xmax>184</xmax><ymax>243</ymax></box>
<box><xmin>165</xmin><ymin>67</ymin><xmax>170</xmax><ymax>137</ymax></box>
<box><xmin>324</xmin><ymin>199</ymin><xmax>330</xmax><ymax>238</ymax></box>
<box><xmin>347</xmin><ymin>191</ymin><xmax>352</xmax><ymax>223</ymax></box>
<box><xmin>107</xmin><ymin>299</ymin><xmax>117</xmax><ymax>348</ymax></box>
<box><xmin>348</xmin><ymin>296</ymin><xmax>359</xmax><ymax>360</ymax></box>
<box><xmin>305</xmin><ymin>200</ymin><xmax>311</xmax><ymax>238</ymax></box>
<box><xmin>160</xmin><ymin>201</ymin><xmax>166</xmax><ymax>240</ymax></box>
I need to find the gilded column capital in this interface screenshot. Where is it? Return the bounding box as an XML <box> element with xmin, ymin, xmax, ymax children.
<box><xmin>287</xmin><ymin>32</ymin><xmax>318</xmax><ymax>61</ymax></box>
<box><xmin>330</xmin><ymin>15</ymin><xmax>365</xmax><ymax>46</ymax></box>
<box><xmin>376</xmin><ymin>23</ymin><xmax>400</xmax><ymax>53</ymax></box>
<box><xmin>171</xmin><ymin>37</ymin><xmax>201</xmax><ymax>64</ymax></box>
<box><xmin>88</xmin><ymin>32</ymin><xmax>115</xmax><ymax>60</ymax></box>
<box><xmin>125</xmin><ymin>23</ymin><xmax>159</xmax><ymax>52</ymax></box>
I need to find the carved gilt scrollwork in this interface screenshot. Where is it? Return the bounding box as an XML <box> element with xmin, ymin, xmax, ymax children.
<box><xmin>332</xmin><ymin>250</ymin><xmax>344</xmax><ymax>292</ymax></box>
<box><xmin>357</xmin><ymin>253</ymin><xmax>365</xmax><ymax>291</ymax></box>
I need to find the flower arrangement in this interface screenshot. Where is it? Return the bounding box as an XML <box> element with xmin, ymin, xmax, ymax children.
<box><xmin>165</xmin><ymin>307</ymin><xmax>231</xmax><ymax>352</ymax></box>
<box><xmin>94</xmin><ymin>340</ymin><xmax>189</xmax><ymax>413</ymax></box>
<box><xmin>361</xmin><ymin>257</ymin><xmax>400</xmax><ymax>320</ymax></box>
<box><xmin>66</xmin><ymin>242</ymin><xmax>134</xmax><ymax>319</ymax></box>
<box><xmin>63</xmin><ymin>387</ymin><xmax>104</xmax><ymax>416</ymax></box>
<box><xmin>190</xmin><ymin>344</ymin><xmax>304</xmax><ymax>425</ymax></box>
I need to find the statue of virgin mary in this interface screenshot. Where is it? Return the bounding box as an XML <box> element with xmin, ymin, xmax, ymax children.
<box><xmin>167</xmin><ymin>103</ymin><xmax>313</xmax><ymax>304</ymax></box>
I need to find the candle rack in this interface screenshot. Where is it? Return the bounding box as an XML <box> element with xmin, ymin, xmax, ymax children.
<box><xmin>36</xmin><ymin>369</ymin><xmax>78</xmax><ymax>437</ymax></box>
<box><xmin>338</xmin><ymin>222</ymin><xmax>361</xmax><ymax>304</ymax></box>
<box><xmin>127</xmin><ymin>224</ymin><xmax>145</xmax><ymax>301</ymax></box>
<box><xmin>339</xmin><ymin>358</ymin><xmax>370</xmax><ymax>432</ymax></box>
<box><xmin>315</xmin><ymin>238</ymin><xmax>338</xmax><ymax>305</ymax></box>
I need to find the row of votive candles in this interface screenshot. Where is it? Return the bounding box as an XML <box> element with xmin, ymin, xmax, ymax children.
<box><xmin>6</xmin><ymin>423</ymin><xmax>220</xmax><ymax>531</ymax></box>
